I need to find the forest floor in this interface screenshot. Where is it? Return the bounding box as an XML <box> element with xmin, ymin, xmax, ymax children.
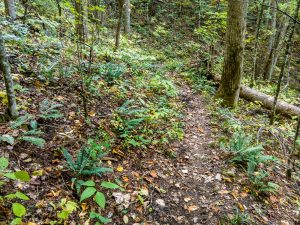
<box><xmin>143</xmin><ymin>74</ymin><xmax>299</xmax><ymax>225</ymax></box>
<box><xmin>1</xmin><ymin>38</ymin><xmax>300</xmax><ymax>224</ymax></box>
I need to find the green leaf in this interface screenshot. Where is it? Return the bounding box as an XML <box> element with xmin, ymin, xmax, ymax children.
<box><xmin>12</xmin><ymin>203</ymin><xmax>26</xmax><ymax>217</ymax></box>
<box><xmin>0</xmin><ymin>135</ymin><xmax>14</xmax><ymax>145</ymax></box>
<box><xmin>14</xmin><ymin>171</ymin><xmax>30</xmax><ymax>182</ymax></box>
<box><xmin>82</xmin><ymin>180</ymin><xmax>95</xmax><ymax>187</ymax></box>
<box><xmin>89</xmin><ymin>212</ymin><xmax>112</xmax><ymax>224</ymax></box>
<box><xmin>0</xmin><ymin>157</ymin><xmax>9</xmax><ymax>170</ymax></box>
<box><xmin>10</xmin><ymin>114</ymin><xmax>32</xmax><ymax>129</ymax></box>
<box><xmin>100</xmin><ymin>182</ymin><xmax>120</xmax><ymax>189</ymax></box>
<box><xmin>95</xmin><ymin>192</ymin><xmax>106</xmax><ymax>209</ymax></box>
<box><xmin>80</xmin><ymin>187</ymin><xmax>97</xmax><ymax>202</ymax></box>
<box><xmin>10</xmin><ymin>217</ymin><xmax>22</xmax><ymax>225</ymax></box>
<box><xmin>5</xmin><ymin>193</ymin><xmax>16</xmax><ymax>199</ymax></box>
<box><xmin>57</xmin><ymin>210</ymin><xmax>69</xmax><ymax>219</ymax></box>
<box><xmin>63</xmin><ymin>201</ymin><xmax>78</xmax><ymax>212</ymax></box>
<box><xmin>19</xmin><ymin>136</ymin><xmax>45</xmax><ymax>148</ymax></box>
<box><xmin>4</xmin><ymin>172</ymin><xmax>16</xmax><ymax>179</ymax></box>
<box><xmin>30</xmin><ymin>120</ymin><xmax>38</xmax><ymax>130</ymax></box>
<box><xmin>15</xmin><ymin>191</ymin><xmax>30</xmax><ymax>200</ymax></box>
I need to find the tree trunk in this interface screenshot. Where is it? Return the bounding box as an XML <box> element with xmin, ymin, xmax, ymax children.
<box><xmin>250</xmin><ymin>0</ymin><xmax>265</xmax><ymax>87</ymax></box>
<box><xmin>215</xmin><ymin>0</ymin><xmax>248</xmax><ymax>107</ymax></box>
<box><xmin>75</xmin><ymin>0</ymin><xmax>88</xmax><ymax>42</ymax></box>
<box><xmin>0</xmin><ymin>33</ymin><xmax>18</xmax><ymax>119</ymax></box>
<box><xmin>4</xmin><ymin>0</ymin><xmax>16</xmax><ymax>20</ymax></box>
<box><xmin>124</xmin><ymin>0</ymin><xmax>131</xmax><ymax>34</ymax></box>
<box><xmin>115</xmin><ymin>0</ymin><xmax>125</xmax><ymax>49</ymax></box>
<box><xmin>270</xmin><ymin>0</ymin><xmax>300</xmax><ymax>125</ymax></box>
<box><xmin>263</xmin><ymin>18</ymin><xmax>288</xmax><ymax>81</ymax></box>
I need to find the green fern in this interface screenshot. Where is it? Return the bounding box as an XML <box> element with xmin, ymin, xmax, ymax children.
<box><xmin>62</xmin><ymin>139</ymin><xmax>112</xmax><ymax>177</ymax></box>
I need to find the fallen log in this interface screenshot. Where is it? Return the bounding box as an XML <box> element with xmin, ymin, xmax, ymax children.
<box><xmin>212</xmin><ymin>75</ymin><xmax>300</xmax><ymax>117</ymax></box>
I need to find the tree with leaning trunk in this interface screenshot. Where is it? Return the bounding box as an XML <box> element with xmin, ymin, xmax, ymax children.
<box><xmin>0</xmin><ymin>32</ymin><xmax>18</xmax><ymax>119</ymax></box>
<box><xmin>4</xmin><ymin>0</ymin><xmax>16</xmax><ymax>20</ymax></box>
<box><xmin>215</xmin><ymin>0</ymin><xmax>248</xmax><ymax>107</ymax></box>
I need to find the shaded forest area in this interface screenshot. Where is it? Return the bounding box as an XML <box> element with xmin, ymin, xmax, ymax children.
<box><xmin>0</xmin><ymin>0</ymin><xmax>300</xmax><ymax>224</ymax></box>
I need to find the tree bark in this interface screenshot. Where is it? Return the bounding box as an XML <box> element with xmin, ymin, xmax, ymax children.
<box><xmin>0</xmin><ymin>33</ymin><xmax>18</xmax><ymax>119</ymax></box>
<box><xmin>4</xmin><ymin>0</ymin><xmax>16</xmax><ymax>20</ymax></box>
<box><xmin>115</xmin><ymin>0</ymin><xmax>125</xmax><ymax>49</ymax></box>
<box><xmin>75</xmin><ymin>0</ymin><xmax>88</xmax><ymax>42</ymax></box>
<box><xmin>124</xmin><ymin>0</ymin><xmax>131</xmax><ymax>34</ymax></box>
<box><xmin>263</xmin><ymin>18</ymin><xmax>288</xmax><ymax>81</ymax></box>
<box><xmin>270</xmin><ymin>0</ymin><xmax>300</xmax><ymax>125</ymax></box>
<box><xmin>215</xmin><ymin>0</ymin><xmax>248</xmax><ymax>107</ymax></box>
<box><xmin>250</xmin><ymin>0</ymin><xmax>265</xmax><ymax>87</ymax></box>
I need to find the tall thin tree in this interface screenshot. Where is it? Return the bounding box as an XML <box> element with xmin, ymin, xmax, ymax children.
<box><xmin>0</xmin><ymin>32</ymin><xmax>18</xmax><ymax>119</ymax></box>
<box><xmin>124</xmin><ymin>0</ymin><xmax>131</xmax><ymax>34</ymax></box>
<box><xmin>250</xmin><ymin>0</ymin><xmax>265</xmax><ymax>87</ymax></box>
<box><xmin>215</xmin><ymin>0</ymin><xmax>248</xmax><ymax>107</ymax></box>
<box><xmin>270</xmin><ymin>0</ymin><xmax>300</xmax><ymax>125</ymax></box>
<box><xmin>115</xmin><ymin>0</ymin><xmax>125</xmax><ymax>49</ymax></box>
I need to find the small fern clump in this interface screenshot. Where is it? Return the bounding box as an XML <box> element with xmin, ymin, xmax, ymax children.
<box><xmin>62</xmin><ymin>138</ymin><xmax>112</xmax><ymax>177</ymax></box>
<box><xmin>222</xmin><ymin>132</ymin><xmax>279</xmax><ymax>195</ymax></box>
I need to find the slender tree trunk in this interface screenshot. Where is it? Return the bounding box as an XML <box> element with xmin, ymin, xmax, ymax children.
<box><xmin>0</xmin><ymin>33</ymin><xmax>18</xmax><ymax>119</ymax></box>
<box><xmin>263</xmin><ymin>19</ymin><xmax>288</xmax><ymax>81</ymax></box>
<box><xmin>295</xmin><ymin>117</ymin><xmax>300</xmax><ymax>155</ymax></box>
<box><xmin>115</xmin><ymin>0</ymin><xmax>125</xmax><ymax>49</ymax></box>
<box><xmin>270</xmin><ymin>0</ymin><xmax>300</xmax><ymax>125</ymax></box>
<box><xmin>75</xmin><ymin>0</ymin><xmax>88</xmax><ymax>42</ymax></box>
<box><xmin>250</xmin><ymin>0</ymin><xmax>265</xmax><ymax>87</ymax></box>
<box><xmin>215</xmin><ymin>0</ymin><xmax>248</xmax><ymax>107</ymax></box>
<box><xmin>4</xmin><ymin>0</ymin><xmax>16</xmax><ymax>20</ymax></box>
<box><xmin>124</xmin><ymin>0</ymin><xmax>131</xmax><ymax>34</ymax></box>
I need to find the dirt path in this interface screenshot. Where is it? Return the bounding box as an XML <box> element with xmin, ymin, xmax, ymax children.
<box><xmin>146</xmin><ymin>80</ymin><xmax>230</xmax><ymax>224</ymax></box>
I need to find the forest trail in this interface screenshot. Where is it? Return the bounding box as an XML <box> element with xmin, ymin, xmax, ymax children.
<box><xmin>146</xmin><ymin>75</ymin><xmax>229</xmax><ymax>224</ymax></box>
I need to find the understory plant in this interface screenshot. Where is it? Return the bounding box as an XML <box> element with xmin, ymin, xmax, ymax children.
<box><xmin>0</xmin><ymin>157</ymin><xmax>30</xmax><ymax>224</ymax></box>
<box><xmin>222</xmin><ymin>132</ymin><xmax>279</xmax><ymax>195</ymax></box>
<box><xmin>62</xmin><ymin>138</ymin><xmax>112</xmax><ymax>177</ymax></box>
<box><xmin>0</xmin><ymin>99</ymin><xmax>63</xmax><ymax>148</ymax></box>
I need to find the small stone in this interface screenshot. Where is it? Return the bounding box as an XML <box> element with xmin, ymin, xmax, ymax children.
<box><xmin>155</xmin><ymin>199</ymin><xmax>166</xmax><ymax>208</ymax></box>
<box><xmin>215</xmin><ymin>173</ymin><xmax>222</xmax><ymax>181</ymax></box>
<box><xmin>181</xmin><ymin>169</ymin><xmax>188</xmax><ymax>174</ymax></box>
<box><xmin>20</xmin><ymin>153</ymin><xmax>28</xmax><ymax>159</ymax></box>
<box><xmin>281</xmin><ymin>221</ymin><xmax>289</xmax><ymax>225</ymax></box>
<box><xmin>123</xmin><ymin>215</ymin><xmax>129</xmax><ymax>224</ymax></box>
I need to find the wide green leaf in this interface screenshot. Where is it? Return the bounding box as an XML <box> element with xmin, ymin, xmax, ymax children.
<box><xmin>90</xmin><ymin>212</ymin><xmax>112</xmax><ymax>224</ymax></box>
<box><xmin>19</xmin><ymin>136</ymin><xmax>45</xmax><ymax>148</ymax></box>
<box><xmin>0</xmin><ymin>157</ymin><xmax>9</xmax><ymax>171</ymax></box>
<box><xmin>15</xmin><ymin>191</ymin><xmax>30</xmax><ymax>200</ymax></box>
<box><xmin>100</xmin><ymin>182</ymin><xmax>119</xmax><ymax>189</ymax></box>
<box><xmin>12</xmin><ymin>203</ymin><xmax>26</xmax><ymax>217</ymax></box>
<box><xmin>80</xmin><ymin>187</ymin><xmax>96</xmax><ymax>202</ymax></box>
<box><xmin>95</xmin><ymin>191</ymin><xmax>106</xmax><ymax>209</ymax></box>
<box><xmin>82</xmin><ymin>180</ymin><xmax>95</xmax><ymax>187</ymax></box>
<box><xmin>14</xmin><ymin>171</ymin><xmax>30</xmax><ymax>182</ymax></box>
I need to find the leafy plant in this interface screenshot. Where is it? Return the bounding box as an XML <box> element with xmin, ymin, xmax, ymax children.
<box><xmin>62</xmin><ymin>139</ymin><xmax>112</xmax><ymax>177</ymax></box>
<box><xmin>71</xmin><ymin>179</ymin><xmax>122</xmax><ymax>224</ymax></box>
<box><xmin>221</xmin><ymin>209</ymin><xmax>252</xmax><ymax>225</ymax></box>
<box><xmin>39</xmin><ymin>99</ymin><xmax>63</xmax><ymax>119</ymax></box>
<box><xmin>222</xmin><ymin>132</ymin><xmax>279</xmax><ymax>195</ymax></box>
<box><xmin>0</xmin><ymin>157</ymin><xmax>30</xmax><ymax>224</ymax></box>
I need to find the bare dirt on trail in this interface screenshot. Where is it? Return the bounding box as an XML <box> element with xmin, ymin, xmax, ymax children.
<box><xmin>145</xmin><ymin>78</ymin><xmax>299</xmax><ymax>225</ymax></box>
<box><xmin>146</xmin><ymin>80</ymin><xmax>230</xmax><ymax>224</ymax></box>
